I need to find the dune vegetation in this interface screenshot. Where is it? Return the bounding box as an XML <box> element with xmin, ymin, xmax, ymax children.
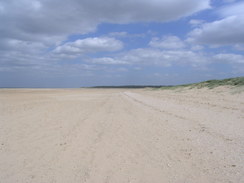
<box><xmin>159</xmin><ymin>77</ymin><xmax>244</xmax><ymax>90</ymax></box>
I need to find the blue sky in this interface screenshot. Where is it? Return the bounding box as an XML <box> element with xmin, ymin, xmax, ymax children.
<box><xmin>0</xmin><ymin>0</ymin><xmax>244</xmax><ymax>87</ymax></box>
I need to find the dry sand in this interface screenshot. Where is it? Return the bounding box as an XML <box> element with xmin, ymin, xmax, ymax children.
<box><xmin>0</xmin><ymin>87</ymin><xmax>244</xmax><ymax>183</ymax></box>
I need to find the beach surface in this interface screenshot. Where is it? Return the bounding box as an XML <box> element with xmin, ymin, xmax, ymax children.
<box><xmin>0</xmin><ymin>87</ymin><xmax>244</xmax><ymax>183</ymax></box>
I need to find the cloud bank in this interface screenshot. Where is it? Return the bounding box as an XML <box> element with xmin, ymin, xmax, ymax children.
<box><xmin>1</xmin><ymin>0</ymin><xmax>244</xmax><ymax>87</ymax></box>
<box><xmin>0</xmin><ymin>0</ymin><xmax>210</xmax><ymax>44</ymax></box>
<box><xmin>53</xmin><ymin>37</ymin><xmax>123</xmax><ymax>56</ymax></box>
<box><xmin>188</xmin><ymin>2</ymin><xmax>244</xmax><ymax>46</ymax></box>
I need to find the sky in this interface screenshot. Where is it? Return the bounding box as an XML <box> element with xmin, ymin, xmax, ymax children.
<box><xmin>0</xmin><ymin>0</ymin><xmax>244</xmax><ymax>87</ymax></box>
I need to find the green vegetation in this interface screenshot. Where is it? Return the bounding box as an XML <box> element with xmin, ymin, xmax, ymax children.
<box><xmin>160</xmin><ymin>77</ymin><xmax>244</xmax><ymax>90</ymax></box>
<box><xmin>89</xmin><ymin>77</ymin><xmax>244</xmax><ymax>90</ymax></box>
<box><xmin>91</xmin><ymin>85</ymin><xmax>164</xmax><ymax>89</ymax></box>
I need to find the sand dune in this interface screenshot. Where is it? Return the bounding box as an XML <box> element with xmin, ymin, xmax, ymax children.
<box><xmin>0</xmin><ymin>88</ymin><xmax>243</xmax><ymax>183</ymax></box>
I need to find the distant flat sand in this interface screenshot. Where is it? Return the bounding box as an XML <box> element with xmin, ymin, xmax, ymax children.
<box><xmin>0</xmin><ymin>88</ymin><xmax>243</xmax><ymax>183</ymax></box>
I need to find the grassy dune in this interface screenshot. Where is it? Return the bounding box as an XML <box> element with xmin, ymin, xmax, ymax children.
<box><xmin>90</xmin><ymin>77</ymin><xmax>244</xmax><ymax>90</ymax></box>
<box><xmin>160</xmin><ymin>77</ymin><xmax>244</xmax><ymax>90</ymax></box>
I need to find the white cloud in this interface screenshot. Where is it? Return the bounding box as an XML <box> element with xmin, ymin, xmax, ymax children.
<box><xmin>191</xmin><ymin>45</ymin><xmax>204</xmax><ymax>51</ymax></box>
<box><xmin>89</xmin><ymin>48</ymin><xmax>208</xmax><ymax>67</ymax></box>
<box><xmin>85</xmin><ymin>42</ymin><xmax>244</xmax><ymax>71</ymax></box>
<box><xmin>189</xmin><ymin>19</ymin><xmax>205</xmax><ymax>26</ymax></box>
<box><xmin>107</xmin><ymin>32</ymin><xmax>128</xmax><ymax>38</ymax></box>
<box><xmin>219</xmin><ymin>1</ymin><xmax>244</xmax><ymax>17</ymax></box>
<box><xmin>188</xmin><ymin>16</ymin><xmax>244</xmax><ymax>45</ymax></box>
<box><xmin>213</xmin><ymin>53</ymin><xmax>244</xmax><ymax>64</ymax></box>
<box><xmin>107</xmin><ymin>32</ymin><xmax>145</xmax><ymax>39</ymax></box>
<box><xmin>88</xmin><ymin>57</ymin><xmax>129</xmax><ymax>65</ymax></box>
<box><xmin>188</xmin><ymin>2</ymin><xmax>244</xmax><ymax>46</ymax></box>
<box><xmin>0</xmin><ymin>0</ymin><xmax>210</xmax><ymax>45</ymax></box>
<box><xmin>149</xmin><ymin>36</ymin><xmax>186</xmax><ymax>49</ymax></box>
<box><xmin>0</xmin><ymin>0</ymin><xmax>210</xmax><ymax>72</ymax></box>
<box><xmin>0</xmin><ymin>38</ymin><xmax>47</xmax><ymax>53</ymax></box>
<box><xmin>53</xmin><ymin>37</ymin><xmax>123</xmax><ymax>55</ymax></box>
<box><xmin>234</xmin><ymin>44</ymin><xmax>244</xmax><ymax>51</ymax></box>
<box><xmin>189</xmin><ymin>15</ymin><xmax>244</xmax><ymax>45</ymax></box>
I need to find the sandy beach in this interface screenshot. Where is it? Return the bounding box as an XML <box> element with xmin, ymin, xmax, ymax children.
<box><xmin>0</xmin><ymin>87</ymin><xmax>243</xmax><ymax>183</ymax></box>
